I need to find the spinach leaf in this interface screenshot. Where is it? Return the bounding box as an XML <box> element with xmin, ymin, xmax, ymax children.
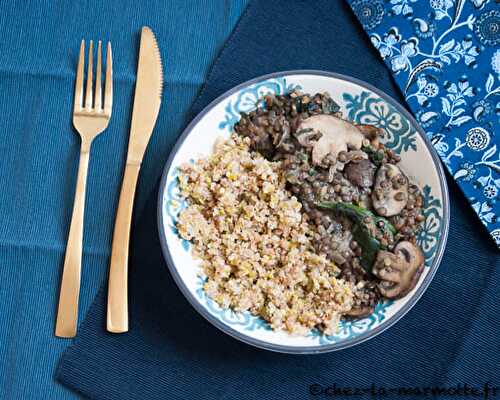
<box><xmin>318</xmin><ymin>202</ymin><xmax>395</xmax><ymax>272</ymax></box>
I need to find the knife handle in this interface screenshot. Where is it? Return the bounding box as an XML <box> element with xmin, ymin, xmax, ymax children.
<box><xmin>107</xmin><ymin>163</ymin><xmax>140</xmax><ymax>333</ymax></box>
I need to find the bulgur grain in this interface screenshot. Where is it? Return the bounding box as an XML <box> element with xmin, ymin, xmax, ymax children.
<box><xmin>177</xmin><ymin>135</ymin><xmax>354</xmax><ymax>335</ymax></box>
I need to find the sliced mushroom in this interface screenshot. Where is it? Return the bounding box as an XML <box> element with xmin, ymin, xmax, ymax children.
<box><xmin>372</xmin><ymin>164</ymin><xmax>408</xmax><ymax>216</ymax></box>
<box><xmin>297</xmin><ymin>115</ymin><xmax>364</xmax><ymax>165</ymax></box>
<box><xmin>294</xmin><ymin>128</ymin><xmax>322</xmax><ymax>148</ymax></box>
<box><xmin>345</xmin><ymin>150</ymin><xmax>368</xmax><ymax>163</ymax></box>
<box><xmin>372</xmin><ymin>241</ymin><xmax>424</xmax><ymax>299</ymax></box>
<box><xmin>345</xmin><ymin>159</ymin><xmax>376</xmax><ymax>188</ymax></box>
<box><xmin>356</xmin><ymin>124</ymin><xmax>384</xmax><ymax>148</ymax></box>
<box><xmin>330</xmin><ymin>224</ymin><xmax>353</xmax><ymax>265</ymax></box>
<box><xmin>344</xmin><ymin>305</ymin><xmax>374</xmax><ymax>319</ymax></box>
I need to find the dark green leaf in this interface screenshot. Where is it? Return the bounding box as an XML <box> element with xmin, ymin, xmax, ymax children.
<box><xmin>318</xmin><ymin>202</ymin><xmax>395</xmax><ymax>272</ymax></box>
<box><xmin>362</xmin><ymin>145</ymin><xmax>384</xmax><ymax>166</ymax></box>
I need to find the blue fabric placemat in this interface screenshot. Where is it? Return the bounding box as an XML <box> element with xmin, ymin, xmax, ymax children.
<box><xmin>56</xmin><ymin>0</ymin><xmax>499</xmax><ymax>399</ymax></box>
<box><xmin>0</xmin><ymin>1</ymin><xmax>247</xmax><ymax>399</ymax></box>
<box><xmin>347</xmin><ymin>0</ymin><xmax>500</xmax><ymax>247</ymax></box>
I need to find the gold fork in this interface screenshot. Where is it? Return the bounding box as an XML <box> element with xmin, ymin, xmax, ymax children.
<box><xmin>55</xmin><ymin>40</ymin><xmax>113</xmax><ymax>338</ymax></box>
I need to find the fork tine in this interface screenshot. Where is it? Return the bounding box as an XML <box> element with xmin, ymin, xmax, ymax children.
<box><xmin>74</xmin><ymin>40</ymin><xmax>85</xmax><ymax>111</ymax></box>
<box><xmin>94</xmin><ymin>41</ymin><xmax>102</xmax><ymax>110</ymax></box>
<box><xmin>84</xmin><ymin>40</ymin><xmax>94</xmax><ymax>110</ymax></box>
<box><xmin>104</xmin><ymin>42</ymin><xmax>113</xmax><ymax>116</ymax></box>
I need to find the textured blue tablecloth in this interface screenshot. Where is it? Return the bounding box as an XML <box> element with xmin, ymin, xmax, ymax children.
<box><xmin>55</xmin><ymin>1</ymin><xmax>499</xmax><ymax>399</ymax></box>
<box><xmin>0</xmin><ymin>1</ymin><xmax>247</xmax><ymax>399</ymax></box>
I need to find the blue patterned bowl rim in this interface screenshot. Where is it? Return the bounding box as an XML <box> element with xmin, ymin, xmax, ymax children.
<box><xmin>157</xmin><ymin>70</ymin><xmax>450</xmax><ymax>354</ymax></box>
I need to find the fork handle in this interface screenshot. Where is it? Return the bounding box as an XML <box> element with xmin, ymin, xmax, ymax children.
<box><xmin>55</xmin><ymin>149</ymin><xmax>90</xmax><ymax>338</ymax></box>
<box><xmin>107</xmin><ymin>163</ymin><xmax>140</xmax><ymax>333</ymax></box>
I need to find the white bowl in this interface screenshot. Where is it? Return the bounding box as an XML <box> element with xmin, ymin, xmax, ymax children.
<box><xmin>158</xmin><ymin>71</ymin><xmax>449</xmax><ymax>353</ymax></box>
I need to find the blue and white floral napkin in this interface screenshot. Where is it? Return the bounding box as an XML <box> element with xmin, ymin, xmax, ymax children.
<box><xmin>348</xmin><ymin>0</ymin><xmax>499</xmax><ymax>247</ymax></box>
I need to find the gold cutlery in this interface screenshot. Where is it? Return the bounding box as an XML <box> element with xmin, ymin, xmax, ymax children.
<box><xmin>55</xmin><ymin>40</ymin><xmax>113</xmax><ymax>338</ymax></box>
<box><xmin>107</xmin><ymin>27</ymin><xmax>162</xmax><ymax>333</ymax></box>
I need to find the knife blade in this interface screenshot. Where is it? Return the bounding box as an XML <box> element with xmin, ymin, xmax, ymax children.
<box><xmin>127</xmin><ymin>26</ymin><xmax>163</xmax><ymax>164</ymax></box>
<box><xmin>107</xmin><ymin>26</ymin><xmax>163</xmax><ymax>333</ymax></box>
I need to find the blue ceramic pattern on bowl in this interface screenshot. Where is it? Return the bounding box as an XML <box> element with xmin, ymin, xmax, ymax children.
<box><xmin>219</xmin><ymin>77</ymin><xmax>300</xmax><ymax>131</ymax></box>
<box><xmin>417</xmin><ymin>185</ymin><xmax>443</xmax><ymax>262</ymax></box>
<box><xmin>164</xmin><ymin>167</ymin><xmax>190</xmax><ymax>252</ymax></box>
<box><xmin>308</xmin><ymin>300</ymin><xmax>394</xmax><ymax>345</ymax></box>
<box><xmin>343</xmin><ymin>90</ymin><xmax>417</xmax><ymax>153</ymax></box>
<box><xmin>194</xmin><ymin>276</ymin><xmax>273</xmax><ymax>332</ymax></box>
<box><xmin>163</xmin><ymin>77</ymin><xmax>443</xmax><ymax>345</ymax></box>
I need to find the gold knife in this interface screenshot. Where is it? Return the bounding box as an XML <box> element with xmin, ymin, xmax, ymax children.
<box><xmin>107</xmin><ymin>26</ymin><xmax>163</xmax><ymax>333</ymax></box>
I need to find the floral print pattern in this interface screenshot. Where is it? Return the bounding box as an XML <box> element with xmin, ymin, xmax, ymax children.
<box><xmin>351</xmin><ymin>0</ymin><xmax>385</xmax><ymax>29</ymax></box>
<box><xmin>348</xmin><ymin>0</ymin><xmax>500</xmax><ymax>248</ymax></box>
<box><xmin>492</xmin><ymin>49</ymin><xmax>500</xmax><ymax>75</ymax></box>
<box><xmin>474</xmin><ymin>10</ymin><xmax>500</xmax><ymax>46</ymax></box>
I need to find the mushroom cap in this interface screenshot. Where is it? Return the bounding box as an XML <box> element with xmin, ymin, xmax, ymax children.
<box><xmin>345</xmin><ymin>159</ymin><xmax>376</xmax><ymax>188</ymax></box>
<box><xmin>297</xmin><ymin>115</ymin><xmax>364</xmax><ymax>165</ymax></box>
<box><xmin>373</xmin><ymin>241</ymin><xmax>425</xmax><ymax>299</ymax></box>
<box><xmin>372</xmin><ymin>164</ymin><xmax>409</xmax><ymax>217</ymax></box>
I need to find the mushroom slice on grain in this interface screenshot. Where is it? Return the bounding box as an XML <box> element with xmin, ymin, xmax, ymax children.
<box><xmin>373</xmin><ymin>241</ymin><xmax>424</xmax><ymax>299</ymax></box>
<box><xmin>297</xmin><ymin>115</ymin><xmax>364</xmax><ymax>165</ymax></box>
<box><xmin>345</xmin><ymin>150</ymin><xmax>368</xmax><ymax>163</ymax></box>
<box><xmin>372</xmin><ymin>164</ymin><xmax>408</xmax><ymax>217</ymax></box>
<box><xmin>345</xmin><ymin>159</ymin><xmax>376</xmax><ymax>188</ymax></box>
<box><xmin>344</xmin><ymin>304</ymin><xmax>375</xmax><ymax>319</ymax></box>
<box><xmin>294</xmin><ymin>128</ymin><xmax>322</xmax><ymax>148</ymax></box>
